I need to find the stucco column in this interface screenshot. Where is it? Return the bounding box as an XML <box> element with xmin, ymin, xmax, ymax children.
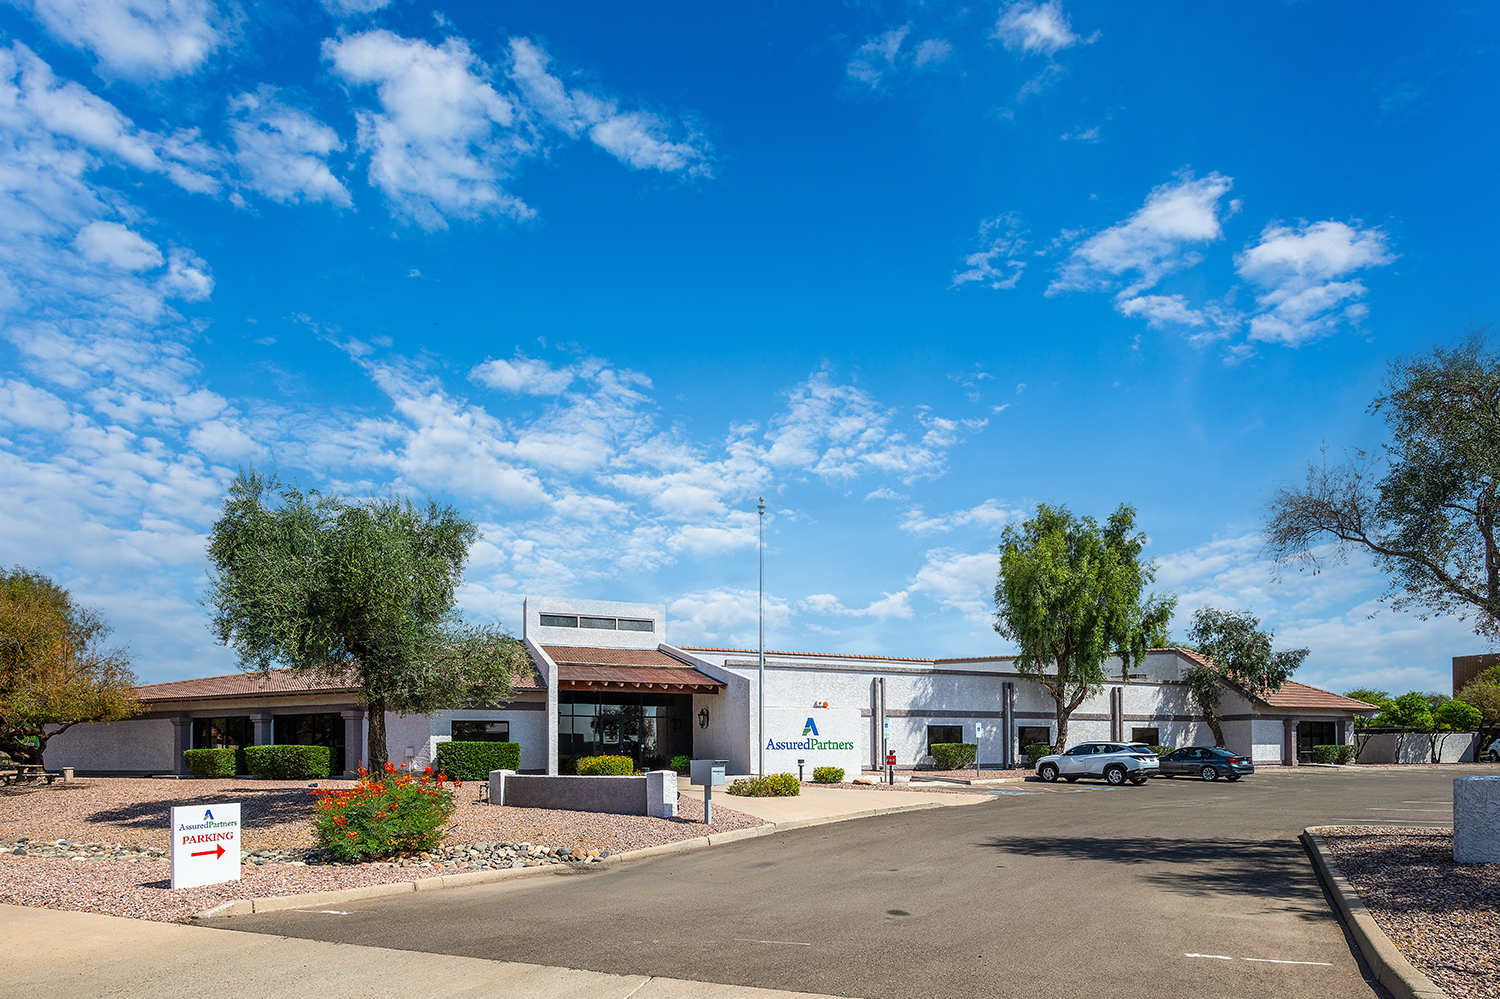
<box><xmin>1283</xmin><ymin>718</ymin><xmax>1297</xmax><ymax>766</ymax></box>
<box><xmin>1337</xmin><ymin>719</ymin><xmax>1348</xmax><ymax>746</ymax></box>
<box><xmin>1001</xmin><ymin>681</ymin><xmax>1014</xmax><ymax>770</ymax></box>
<box><xmin>340</xmin><ymin>707</ymin><xmax>365</xmax><ymax>777</ymax></box>
<box><xmin>170</xmin><ymin>715</ymin><xmax>192</xmax><ymax>775</ymax></box>
<box><xmin>250</xmin><ymin>712</ymin><xmax>274</xmax><ymax>746</ymax></box>
<box><xmin>1110</xmin><ymin>687</ymin><xmax>1123</xmax><ymax>742</ymax></box>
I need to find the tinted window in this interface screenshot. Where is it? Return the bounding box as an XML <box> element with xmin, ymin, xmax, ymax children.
<box><xmin>540</xmin><ymin>614</ymin><xmax>578</xmax><ymax>627</ymax></box>
<box><xmin>1104</xmin><ymin>745</ymin><xmax>1127</xmax><ymax>754</ymax></box>
<box><xmin>1168</xmin><ymin>750</ymin><xmax>1187</xmax><ymax>760</ymax></box>
<box><xmin>452</xmin><ymin>720</ymin><xmax>510</xmax><ymax>742</ymax></box>
<box><xmin>579</xmin><ymin>616</ymin><xmax>617</xmax><ymax>630</ymax></box>
<box><xmin>1064</xmin><ymin>746</ymin><xmax>1089</xmax><ymax>756</ymax></box>
<box><xmin>618</xmin><ymin>619</ymin><xmax>654</xmax><ymax>632</ymax></box>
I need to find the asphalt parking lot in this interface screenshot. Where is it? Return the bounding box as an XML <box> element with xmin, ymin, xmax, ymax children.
<box><xmin>224</xmin><ymin>766</ymin><xmax>1477</xmax><ymax>999</ymax></box>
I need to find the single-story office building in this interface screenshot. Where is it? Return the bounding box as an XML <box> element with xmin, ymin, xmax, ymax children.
<box><xmin>45</xmin><ymin>596</ymin><xmax>1377</xmax><ymax>776</ymax></box>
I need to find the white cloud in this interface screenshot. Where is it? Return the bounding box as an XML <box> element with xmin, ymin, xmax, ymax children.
<box><xmin>320</xmin><ymin>0</ymin><xmax>391</xmax><ymax>15</ymax></box>
<box><xmin>324</xmin><ymin>30</ymin><xmax>531</xmax><ymax>230</ymax></box>
<box><xmin>1049</xmin><ymin>172</ymin><xmax>1236</xmax><ymax>298</ymax></box>
<box><xmin>952</xmin><ymin>213</ymin><xmax>1027</xmax><ymax>290</ymax></box>
<box><xmin>993</xmin><ymin>1</ymin><xmax>1087</xmax><ymax>56</ymax></box>
<box><xmin>908</xmin><ymin>548</ymin><xmax>998</xmax><ymax>623</ymax></box>
<box><xmin>846</xmin><ymin>25</ymin><xmax>910</xmax><ymax>88</ymax></box>
<box><xmin>900</xmin><ymin>499</ymin><xmax>1023</xmax><ymax>535</ymax></box>
<box><xmin>913</xmin><ymin>38</ymin><xmax>954</xmax><ymax>68</ymax></box>
<box><xmin>507</xmin><ymin>38</ymin><xmax>711</xmax><ymax>177</ymax></box>
<box><xmin>865</xmin><ymin>487</ymin><xmax>905</xmax><ymax>502</ymax></box>
<box><xmin>229</xmin><ymin>88</ymin><xmax>352</xmax><ymax>207</ymax></box>
<box><xmin>23</xmin><ymin>0</ymin><xmax>223</xmax><ymax>81</ymax></box>
<box><xmin>159</xmin><ymin>247</ymin><xmax>213</xmax><ymax>300</ymax></box>
<box><xmin>1236</xmin><ymin>220</ymin><xmax>1396</xmax><ymax>346</ymax></box>
<box><xmin>801</xmin><ymin>591</ymin><xmax>913</xmax><ymax>620</ymax></box>
<box><xmin>72</xmin><ymin>221</ymin><xmax>162</xmax><ymax>271</ymax></box>
<box><xmin>1116</xmin><ymin>293</ymin><xmax>1217</xmax><ymax>330</ymax></box>
<box><xmin>668</xmin><ymin>587</ymin><xmax>794</xmax><ymax>646</ymax></box>
<box><xmin>470</xmin><ymin>354</ymin><xmax>576</xmax><ymax>395</ymax></box>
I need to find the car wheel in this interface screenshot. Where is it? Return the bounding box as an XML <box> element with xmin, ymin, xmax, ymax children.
<box><xmin>1105</xmin><ymin>765</ymin><xmax>1127</xmax><ymax>785</ymax></box>
<box><xmin>1200</xmin><ymin>766</ymin><xmax>1219</xmax><ymax>782</ymax></box>
<box><xmin>1130</xmin><ymin>776</ymin><xmax>1148</xmax><ymax>785</ymax></box>
<box><xmin>1038</xmin><ymin>763</ymin><xmax>1059</xmax><ymax>782</ymax></box>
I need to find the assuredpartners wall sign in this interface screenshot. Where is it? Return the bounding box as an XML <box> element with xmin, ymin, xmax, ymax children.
<box><xmin>761</xmin><ymin>708</ymin><xmax>862</xmax><ymax>776</ymax></box>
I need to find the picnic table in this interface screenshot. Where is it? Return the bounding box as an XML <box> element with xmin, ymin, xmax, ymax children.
<box><xmin>2</xmin><ymin>764</ymin><xmax>60</xmax><ymax>786</ymax></box>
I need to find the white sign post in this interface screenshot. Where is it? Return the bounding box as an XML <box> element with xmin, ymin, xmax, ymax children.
<box><xmin>170</xmin><ymin>802</ymin><xmax>242</xmax><ymax>890</ymax></box>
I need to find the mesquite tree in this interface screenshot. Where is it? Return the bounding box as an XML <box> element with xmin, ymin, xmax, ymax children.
<box><xmin>205</xmin><ymin>470</ymin><xmax>533</xmax><ymax>773</ymax></box>
<box><xmin>994</xmin><ymin>503</ymin><xmax>1175</xmax><ymax>754</ymax></box>
<box><xmin>1264</xmin><ymin>334</ymin><xmax>1500</xmax><ymax>636</ymax></box>
<box><xmin>1182</xmin><ymin>607</ymin><xmax>1309</xmax><ymax>747</ymax></box>
<box><xmin>0</xmin><ymin>567</ymin><xmax>139</xmax><ymax>767</ymax></box>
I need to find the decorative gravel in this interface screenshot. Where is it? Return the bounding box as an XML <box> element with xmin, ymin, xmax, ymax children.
<box><xmin>1320</xmin><ymin>826</ymin><xmax>1498</xmax><ymax>999</ymax></box>
<box><xmin>0</xmin><ymin>778</ymin><xmax>765</xmax><ymax>923</ymax></box>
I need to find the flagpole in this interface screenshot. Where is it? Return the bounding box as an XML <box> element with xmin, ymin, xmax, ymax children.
<box><xmin>758</xmin><ymin>496</ymin><xmax>766</xmax><ymax>777</ymax></box>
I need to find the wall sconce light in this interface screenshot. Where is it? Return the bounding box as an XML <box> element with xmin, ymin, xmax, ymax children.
<box><xmin>813</xmin><ymin>701</ymin><xmax>829</xmax><ymax>708</ymax></box>
<box><xmin>698</xmin><ymin>707</ymin><xmax>710</xmax><ymax>729</ymax></box>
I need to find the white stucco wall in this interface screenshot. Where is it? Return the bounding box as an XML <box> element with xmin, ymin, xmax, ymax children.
<box><xmin>523</xmin><ymin>596</ymin><xmax>666</xmax><ymax>651</ymax></box>
<box><xmin>44</xmin><ymin>717</ymin><xmax>176</xmax><ymax>772</ymax></box>
<box><xmin>1359</xmin><ymin>732</ymin><xmax>1477</xmax><ymax>764</ymax></box>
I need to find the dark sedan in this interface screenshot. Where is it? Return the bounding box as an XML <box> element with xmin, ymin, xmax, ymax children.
<box><xmin>1157</xmin><ymin>746</ymin><xmax>1254</xmax><ymax>781</ymax></box>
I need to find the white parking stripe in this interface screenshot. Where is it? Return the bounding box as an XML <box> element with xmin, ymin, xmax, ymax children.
<box><xmin>1184</xmin><ymin>953</ymin><xmax>1233</xmax><ymax>960</ymax></box>
<box><xmin>1368</xmin><ymin>807</ymin><xmax>1450</xmax><ymax>812</ymax></box>
<box><xmin>734</xmin><ymin>938</ymin><xmax>812</xmax><ymax>947</ymax></box>
<box><xmin>1242</xmin><ymin>958</ymin><xmax>1333</xmax><ymax>966</ymax></box>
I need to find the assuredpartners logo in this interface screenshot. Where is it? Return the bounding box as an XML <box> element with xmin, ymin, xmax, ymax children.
<box><xmin>766</xmin><ymin>717</ymin><xmax>853</xmax><ymax>752</ymax></box>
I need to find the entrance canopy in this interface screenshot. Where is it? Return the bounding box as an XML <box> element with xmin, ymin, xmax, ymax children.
<box><xmin>543</xmin><ymin>645</ymin><xmax>725</xmax><ymax>694</ymax></box>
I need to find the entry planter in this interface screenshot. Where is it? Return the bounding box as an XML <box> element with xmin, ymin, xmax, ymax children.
<box><xmin>1454</xmin><ymin>775</ymin><xmax>1500</xmax><ymax>863</ymax></box>
<box><xmin>489</xmin><ymin>770</ymin><xmax>678</xmax><ymax>818</ymax></box>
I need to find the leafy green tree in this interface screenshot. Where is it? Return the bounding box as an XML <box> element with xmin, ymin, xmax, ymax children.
<box><xmin>1344</xmin><ymin>688</ymin><xmax>1394</xmax><ymax>760</ymax></box>
<box><xmin>1455</xmin><ymin>674</ymin><xmax>1500</xmax><ymax>751</ymax></box>
<box><xmin>1428</xmin><ymin>699</ymin><xmax>1482</xmax><ymax>763</ymax></box>
<box><xmin>1264</xmin><ymin>334</ymin><xmax>1500</xmax><ymax>637</ymax></box>
<box><xmin>1182</xmin><ymin>607</ymin><xmax>1309</xmax><ymax>747</ymax></box>
<box><xmin>0</xmin><ymin>567</ymin><xmax>139</xmax><ymax>768</ymax></box>
<box><xmin>1341</xmin><ymin>688</ymin><xmax>1392</xmax><ymax>709</ymax></box>
<box><xmin>994</xmin><ymin>502</ymin><xmax>1175</xmax><ymax>754</ymax></box>
<box><xmin>205</xmin><ymin>470</ymin><xmax>534</xmax><ymax>772</ymax></box>
<box><xmin>1377</xmin><ymin>691</ymin><xmax>1435</xmax><ymax>730</ymax></box>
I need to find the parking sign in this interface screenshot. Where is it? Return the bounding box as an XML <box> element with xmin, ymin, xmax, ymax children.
<box><xmin>170</xmin><ymin>802</ymin><xmax>242</xmax><ymax>889</ymax></box>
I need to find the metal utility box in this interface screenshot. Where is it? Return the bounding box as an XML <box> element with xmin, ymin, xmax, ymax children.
<box><xmin>690</xmin><ymin>759</ymin><xmax>727</xmax><ymax>786</ymax></box>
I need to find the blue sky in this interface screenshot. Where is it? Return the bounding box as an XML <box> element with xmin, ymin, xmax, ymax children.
<box><xmin>2</xmin><ymin>1</ymin><xmax>1496</xmax><ymax>696</ymax></box>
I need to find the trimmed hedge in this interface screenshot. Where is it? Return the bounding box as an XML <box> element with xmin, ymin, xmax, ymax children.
<box><xmin>244</xmin><ymin>744</ymin><xmax>331</xmax><ymax>779</ymax></box>
<box><xmin>1149</xmin><ymin>745</ymin><xmax>1174</xmax><ymax>756</ymax></box>
<box><xmin>727</xmin><ymin>773</ymin><xmax>800</xmax><ymax>796</ymax></box>
<box><xmin>576</xmin><ymin>755</ymin><xmax>634</xmax><ymax>776</ymax></box>
<box><xmin>433</xmin><ymin>741</ymin><xmax>521</xmax><ymax>780</ymax></box>
<box><xmin>930</xmin><ymin>743</ymin><xmax>977</xmax><ymax>770</ymax></box>
<box><xmin>812</xmin><ymin>766</ymin><xmax>844</xmax><ymax>783</ymax></box>
<box><xmin>1312</xmin><ymin>744</ymin><xmax>1357</xmax><ymax>765</ymax></box>
<box><xmin>183</xmin><ymin>747</ymin><xmax>239</xmax><ymax>777</ymax></box>
<box><xmin>1022</xmin><ymin>743</ymin><xmax>1052</xmax><ymax>766</ymax></box>
<box><xmin>669</xmin><ymin>755</ymin><xmax>692</xmax><ymax>773</ymax></box>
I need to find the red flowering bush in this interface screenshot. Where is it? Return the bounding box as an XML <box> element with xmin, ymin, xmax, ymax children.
<box><xmin>311</xmin><ymin>762</ymin><xmax>458</xmax><ymax>861</ymax></box>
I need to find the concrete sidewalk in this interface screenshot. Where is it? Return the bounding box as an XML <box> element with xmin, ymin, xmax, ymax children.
<box><xmin>675</xmin><ymin>776</ymin><xmax>990</xmax><ymax>824</ymax></box>
<box><xmin>0</xmin><ymin>904</ymin><xmax>862</xmax><ymax>999</ymax></box>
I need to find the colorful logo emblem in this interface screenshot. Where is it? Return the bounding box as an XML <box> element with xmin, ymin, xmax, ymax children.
<box><xmin>802</xmin><ymin>717</ymin><xmax>819</xmax><ymax>737</ymax></box>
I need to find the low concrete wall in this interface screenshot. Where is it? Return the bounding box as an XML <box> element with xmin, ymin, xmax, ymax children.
<box><xmin>1358</xmin><ymin>732</ymin><xmax>1477</xmax><ymax>764</ymax></box>
<box><xmin>489</xmin><ymin>771</ymin><xmax>677</xmax><ymax>816</ymax></box>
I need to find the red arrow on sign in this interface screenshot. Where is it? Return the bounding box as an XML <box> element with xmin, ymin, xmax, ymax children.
<box><xmin>190</xmin><ymin>844</ymin><xmax>226</xmax><ymax>860</ymax></box>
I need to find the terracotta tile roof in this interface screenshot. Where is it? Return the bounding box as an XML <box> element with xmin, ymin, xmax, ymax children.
<box><xmin>1257</xmin><ymin>680</ymin><xmax>1381</xmax><ymax>713</ymax></box>
<box><xmin>137</xmin><ymin>664</ymin><xmax>545</xmax><ymax>702</ymax></box>
<box><xmin>557</xmin><ymin>663</ymin><xmax>725</xmax><ymax>691</ymax></box>
<box><xmin>136</xmin><ymin>669</ymin><xmax>359</xmax><ymax>702</ymax></box>
<box><xmin>542</xmin><ymin>646</ymin><xmax>685</xmax><ymax>668</ymax></box>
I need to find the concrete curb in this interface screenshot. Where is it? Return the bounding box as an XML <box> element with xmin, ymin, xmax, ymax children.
<box><xmin>1302</xmin><ymin>827</ymin><xmax>1450</xmax><ymax>999</ymax></box>
<box><xmin>192</xmin><ymin>798</ymin><xmax>976</xmax><ymax>921</ymax></box>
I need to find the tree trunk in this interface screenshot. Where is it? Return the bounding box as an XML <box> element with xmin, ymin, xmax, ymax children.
<box><xmin>366</xmin><ymin>696</ymin><xmax>388</xmax><ymax>773</ymax></box>
<box><xmin>1053</xmin><ymin>697</ymin><xmax>1068</xmax><ymax>755</ymax></box>
<box><xmin>0</xmin><ymin>735</ymin><xmax>44</xmax><ymax>769</ymax></box>
<box><xmin>1203</xmin><ymin>702</ymin><xmax>1226</xmax><ymax>747</ymax></box>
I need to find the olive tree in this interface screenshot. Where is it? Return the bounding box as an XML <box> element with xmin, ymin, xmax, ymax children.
<box><xmin>0</xmin><ymin>567</ymin><xmax>139</xmax><ymax>767</ymax></box>
<box><xmin>205</xmin><ymin>470</ymin><xmax>534</xmax><ymax>772</ymax></box>
<box><xmin>994</xmin><ymin>503</ymin><xmax>1175</xmax><ymax>754</ymax></box>
<box><xmin>1182</xmin><ymin>607</ymin><xmax>1309</xmax><ymax>747</ymax></box>
<box><xmin>1264</xmin><ymin>334</ymin><xmax>1500</xmax><ymax>637</ymax></box>
<box><xmin>1455</xmin><ymin>667</ymin><xmax>1500</xmax><ymax>752</ymax></box>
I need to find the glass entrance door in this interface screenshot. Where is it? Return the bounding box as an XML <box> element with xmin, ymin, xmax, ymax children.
<box><xmin>559</xmin><ymin>693</ymin><xmax>691</xmax><ymax>771</ymax></box>
<box><xmin>1297</xmin><ymin>721</ymin><xmax>1337</xmax><ymax>762</ymax></box>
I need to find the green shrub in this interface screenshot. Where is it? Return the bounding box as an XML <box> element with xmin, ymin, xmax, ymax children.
<box><xmin>576</xmin><ymin>755</ymin><xmax>634</xmax><ymax>776</ymax></box>
<box><xmin>244</xmin><ymin>744</ymin><xmax>332</xmax><ymax>779</ymax></box>
<box><xmin>726</xmin><ymin>773</ymin><xmax>800</xmax><ymax>796</ymax></box>
<box><xmin>558</xmin><ymin>756</ymin><xmax>577</xmax><ymax>775</ymax></box>
<box><xmin>312</xmin><ymin>763</ymin><xmax>457</xmax><ymax>861</ymax></box>
<box><xmin>930</xmin><ymin>743</ymin><xmax>977</xmax><ymax>770</ymax></box>
<box><xmin>433</xmin><ymin>741</ymin><xmax>520</xmax><ymax>780</ymax></box>
<box><xmin>183</xmin><ymin>748</ymin><xmax>238</xmax><ymax>777</ymax></box>
<box><xmin>1149</xmin><ymin>745</ymin><xmax>1173</xmax><ymax>756</ymax></box>
<box><xmin>812</xmin><ymin>766</ymin><xmax>844</xmax><ymax>783</ymax></box>
<box><xmin>1336</xmin><ymin>744</ymin><xmax>1357</xmax><ymax>764</ymax></box>
<box><xmin>669</xmin><ymin>755</ymin><xmax>692</xmax><ymax>773</ymax></box>
<box><xmin>1310</xmin><ymin>744</ymin><xmax>1344</xmax><ymax>764</ymax></box>
<box><xmin>1022</xmin><ymin>744</ymin><xmax>1052</xmax><ymax>766</ymax></box>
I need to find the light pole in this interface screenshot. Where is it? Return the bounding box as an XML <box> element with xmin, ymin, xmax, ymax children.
<box><xmin>757</xmin><ymin>496</ymin><xmax>766</xmax><ymax>777</ymax></box>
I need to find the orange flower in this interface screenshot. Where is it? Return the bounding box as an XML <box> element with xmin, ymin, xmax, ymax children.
<box><xmin>346</xmin><ymin>831</ymin><xmax>358</xmax><ymax>839</ymax></box>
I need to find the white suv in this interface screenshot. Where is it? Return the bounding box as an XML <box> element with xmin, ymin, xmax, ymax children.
<box><xmin>1034</xmin><ymin>742</ymin><xmax>1159</xmax><ymax>786</ymax></box>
